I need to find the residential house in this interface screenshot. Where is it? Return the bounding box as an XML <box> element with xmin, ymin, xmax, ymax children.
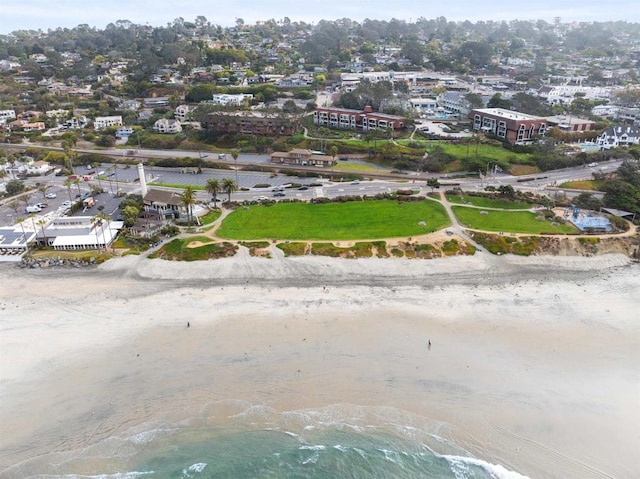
<box><xmin>153</xmin><ymin>118</ymin><xmax>182</xmax><ymax>134</ymax></box>
<box><xmin>596</xmin><ymin>125</ymin><xmax>640</xmax><ymax>149</ymax></box>
<box><xmin>94</xmin><ymin>116</ymin><xmax>123</xmax><ymax>130</ymax></box>
<box><xmin>469</xmin><ymin>108</ymin><xmax>547</xmax><ymax>145</ymax></box>
<box><xmin>26</xmin><ymin>160</ymin><xmax>52</xmax><ymax>175</ymax></box>
<box><xmin>174</xmin><ymin>104</ymin><xmax>194</xmax><ymax>122</ymax></box>
<box><xmin>142</xmin><ymin>188</ymin><xmax>187</xmax><ymax>219</ymax></box>
<box><xmin>270</xmin><ymin>149</ymin><xmax>335</xmax><ymax>167</ymax></box>
<box><xmin>22</xmin><ymin>122</ymin><xmax>46</xmax><ymax>132</ymax></box>
<box><xmin>313</xmin><ymin>106</ymin><xmax>406</xmax><ymax>135</ymax></box>
<box><xmin>143</xmin><ymin>97</ymin><xmax>170</xmax><ymax>108</ymax></box>
<box><xmin>0</xmin><ymin>110</ymin><xmax>16</xmax><ymax>122</ymax></box>
<box><xmin>115</xmin><ymin>126</ymin><xmax>135</xmax><ymax>139</ymax></box>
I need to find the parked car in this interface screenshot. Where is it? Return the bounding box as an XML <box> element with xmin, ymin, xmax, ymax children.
<box><xmin>35</xmin><ymin>203</ymin><xmax>48</xmax><ymax>209</ymax></box>
<box><xmin>25</xmin><ymin>205</ymin><xmax>42</xmax><ymax>213</ymax></box>
<box><xmin>45</xmin><ymin>193</ymin><xmax>57</xmax><ymax>199</ymax></box>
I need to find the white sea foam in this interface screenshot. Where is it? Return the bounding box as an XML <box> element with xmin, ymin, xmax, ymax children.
<box><xmin>443</xmin><ymin>454</ymin><xmax>531</xmax><ymax>479</ymax></box>
<box><xmin>31</xmin><ymin>472</ymin><xmax>155</xmax><ymax>479</ymax></box>
<box><xmin>299</xmin><ymin>445</ymin><xmax>326</xmax><ymax>451</ymax></box>
<box><xmin>333</xmin><ymin>444</ymin><xmax>348</xmax><ymax>452</ymax></box>
<box><xmin>181</xmin><ymin>462</ymin><xmax>207</xmax><ymax>477</ymax></box>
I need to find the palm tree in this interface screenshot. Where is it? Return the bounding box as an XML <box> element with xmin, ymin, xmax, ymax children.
<box><xmin>37</xmin><ymin>183</ymin><xmax>50</xmax><ymax>201</ymax></box>
<box><xmin>222</xmin><ymin>178</ymin><xmax>237</xmax><ymax>202</ymax></box>
<box><xmin>92</xmin><ymin>162</ymin><xmax>104</xmax><ymax>191</ymax></box>
<box><xmin>63</xmin><ymin>177</ymin><xmax>74</xmax><ymax>202</ymax></box>
<box><xmin>179</xmin><ymin>185</ymin><xmax>197</xmax><ymax>227</ymax></box>
<box><xmin>205</xmin><ymin>178</ymin><xmax>221</xmax><ymax>208</ymax></box>
<box><xmin>8</xmin><ymin>199</ymin><xmax>22</xmax><ymax>217</ymax></box>
<box><xmin>231</xmin><ymin>149</ymin><xmax>239</xmax><ymax>185</ymax></box>
<box><xmin>15</xmin><ymin>216</ymin><xmax>29</xmax><ymax>253</ymax></box>
<box><xmin>329</xmin><ymin>145</ymin><xmax>338</xmax><ymax>180</ymax></box>
<box><xmin>73</xmin><ymin>178</ymin><xmax>82</xmax><ymax>198</ymax></box>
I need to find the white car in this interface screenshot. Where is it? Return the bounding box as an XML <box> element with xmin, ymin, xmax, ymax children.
<box><xmin>45</xmin><ymin>193</ymin><xmax>57</xmax><ymax>199</ymax></box>
<box><xmin>257</xmin><ymin>196</ymin><xmax>269</xmax><ymax>201</ymax></box>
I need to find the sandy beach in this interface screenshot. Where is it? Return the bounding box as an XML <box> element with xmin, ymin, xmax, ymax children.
<box><xmin>1</xmin><ymin>252</ymin><xmax>639</xmax><ymax>478</ymax></box>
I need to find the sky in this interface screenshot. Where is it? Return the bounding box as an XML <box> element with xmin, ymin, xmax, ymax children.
<box><xmin>0</xmin><ymin>0</ymin><xmax>637</xmax><ymax>34</ymax></box>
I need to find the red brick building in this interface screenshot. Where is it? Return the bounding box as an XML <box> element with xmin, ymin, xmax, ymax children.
<box><xmin>469</xmin><ymin>108</ymin><xmax>547</xmax><ymax>144</ymax></box>
<box><xmin>313</xmin><ymin>105</ymin><xmax>406</xmax><ymax>135</ymax></box>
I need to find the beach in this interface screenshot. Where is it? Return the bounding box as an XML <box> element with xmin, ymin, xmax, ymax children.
<box><xmin>1</xmin><ymin>252</ymin><xmax>639</xmax><ymax>478</ymax></box>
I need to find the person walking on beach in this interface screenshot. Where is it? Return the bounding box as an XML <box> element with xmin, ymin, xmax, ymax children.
<box><xmin>428</xmin><ymin>340</ymin><xmax>431</xmax><ymax>349</ymax></box>
<box><xmin>187</xmin><ymin>321</ymin><xmax>190</xmax><ymax>328</ymax></box>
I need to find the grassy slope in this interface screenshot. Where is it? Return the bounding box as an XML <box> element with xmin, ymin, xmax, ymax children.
<box><xmin>452</xmin><ymin>207</ymin><xmax>578</xmax><ymax>234</ymax></box>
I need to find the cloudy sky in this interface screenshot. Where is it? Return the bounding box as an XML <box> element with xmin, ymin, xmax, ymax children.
<box><xmin>0</xmin><ymin>0</ymin><xmax>637</xmax><ymax>34</ymax></box>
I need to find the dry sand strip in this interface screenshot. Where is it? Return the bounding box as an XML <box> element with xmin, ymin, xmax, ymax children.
<box><xmin>0</xmin><ymin>253</ymin><xmax>638</xmax><ymax>479</ymax></box>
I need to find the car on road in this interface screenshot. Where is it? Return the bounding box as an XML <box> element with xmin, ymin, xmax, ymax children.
<box><xmin>273</xmin><ymin>192</ymin><xmax>286</xmax><ymax>197</ymax></box>
<box><xmin>350</xmin><ymin>180</ymin><xmax>360</xmax><ymax>185</ymax></box>
<box><xmin>272</xmin><ymin>186</ymin><xmax>284</xmax><ymax>192</ymax></box>
<box><xmin>257</xmin><ymin>195</ymin><xmax>269</xmax><ymax>201</ymax></box>
<box><xmin>45</xmin><ymin>193</ymin><xmax>57</xmax><ymax>199</ymax></box>
<box><xmin>297</xmin><ymin>186</ymin><xmax>309</xmax><ymax>190</ymax></box>
<box><xmin>588</xmin><ymin>162</ymin><xmax>598</xmax><ymax>167</ymax></box>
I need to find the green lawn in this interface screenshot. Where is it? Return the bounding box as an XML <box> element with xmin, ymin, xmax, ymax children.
<box><xmin>452</xmin><ymin>206</ymin><xmax>578</xmax><ymax>234</ymax></box>
<box><xmin>217</xmin><ymin>200</ymin><xmax>451</xmax><ymax>240</ymax></box>
<box><xmin>559</xmin><ymin>180</ymin><xmax>603</xmax><ymax>191</ymax></box>
<box><xmin>446</xmin><ymin>195</ymin><xmax>532</xmax><ymax>209</ymax></box>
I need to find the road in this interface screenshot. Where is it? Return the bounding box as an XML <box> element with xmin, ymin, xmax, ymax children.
<box><xmin>0</xmin><ymin>146</ymin><xmax>623</xmax><ymax>228</ymax></box>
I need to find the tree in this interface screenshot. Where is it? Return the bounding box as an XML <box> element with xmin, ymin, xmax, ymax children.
<box><xmin>231</xmin><ymin>149</ymin><xmax>240</xmax><ymax>185</ymax></box>
<box><xmin>5</xmin><ymin>179</ymin><xmax>25</xmax><ymax>196</ymax></box>
<box><xmin>7</xmin><ymin>199</ymin><xmax>22</xmax><ymax>216</ymax></box>
<box><xmin>498</xmin><ymin>184</ymin><xmax>515</xmax><ymax>199</ymax></box>
<box><xmin>329</xmin><ymin>145</ymin><xmax>338</xmax><ymax>179</ymax></box>
<box><xmin>37</xmin><ymin>183</ymin><xmax>50</xmax><ymax>200</ymax></box>
<box><xmin>121</xmin><ymin>205</ymin><xmax>140</xmax><ymax>227</ymax></box>
<box><xmin>63</xmin><ymin>177</ymin><xmax>74</xmax><ymax>202</ymax></box>
<box><xmin>222</xmin><ymin>178</ymin><xmax>237</xmax><ymax>202</ymax></box>
<box><xmin>426</xmin><ymin>177</ymin><xmax>441</xmax><ymax>191</ymax></box>
<box><xmin>205</xmin><ymin>178</ymin><xmax>221</xmax><ymax>208</ymax></box>
<box><xmin>180</xmin><ymin>185</ymin><xmax>197</xmax><ymax>227</ymax></box>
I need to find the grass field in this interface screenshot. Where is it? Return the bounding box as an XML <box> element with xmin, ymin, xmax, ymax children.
<box><xmin>217</xmin><ymin>200</ymin><xmax>451</xmax><ymax>240</ymax></box>
<box><xmin>559</xmin><ymin>180</ymin><xmax>603</xmax><ymax>191</ymax></box>
<box><xmin>446</xmin><ymin>195</ymin><xmax>533</xmax><ymax>209</ymax></box>
<box><xmin>452</xmin><ymin>206</ymin><xmax>578</xmax><ymax>234</ymax></box>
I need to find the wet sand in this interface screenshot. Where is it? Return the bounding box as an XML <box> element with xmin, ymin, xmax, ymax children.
<box><xmin>0</xmin><ymin>253</ymin><xmax>639</xmax><ymax>478</ymax></box>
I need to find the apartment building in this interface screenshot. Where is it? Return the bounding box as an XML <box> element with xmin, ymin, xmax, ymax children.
<box><xmin>313</xmin><ymin>106</ymin><xmax>406</xmax><ymax>135</ymax></box>
<box><xmin>469</xmin><ymin>108</ymin><xmax>547</xmax><ymax>144</ymax></box>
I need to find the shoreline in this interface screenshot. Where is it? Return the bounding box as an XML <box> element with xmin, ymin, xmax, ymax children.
<box><xmin>1</xmin><ymin>253</ymin><xmax>639</xmax><ymax>478</ymax></box>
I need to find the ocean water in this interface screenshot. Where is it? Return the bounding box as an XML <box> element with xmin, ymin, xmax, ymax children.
<box><xmin>5</xmin><ymin>402</ymin><xmax>529</xmax><ymax>479</ymax></box>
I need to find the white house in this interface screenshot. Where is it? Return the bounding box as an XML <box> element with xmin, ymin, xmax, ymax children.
<box><xmin>94</xmin><ymin>115</ymin><xmax>123</xmax><ymax>130</ymax></box>
<box><xmin>26</xmin><ymin>160</ymin><xmax>52</xmax><ymax>175</ymax></box>
<box><xmin>596</xmin><ymin>125</ymin><xmax>640</xmax><ymax>150</ymax></box>
<box><xmin>153</xmin><ymin>118</ymin><xmax>182</xmax><ymax>134</ymax></box>
<box><xmin>0</xmin><ymin>110</ymin><xmax>16</xmax><ymax>121</ymax></box>
<box><xmin>174</xmin><ymin>104</ymin><xmax>194</xmax><ymax>122</ymax></box>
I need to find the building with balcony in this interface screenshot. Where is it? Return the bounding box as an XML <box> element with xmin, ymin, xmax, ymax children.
<box><xmin>313</xmin><ymin>106</ymin><xmax>406</xmax><ymax>135</ymax></box>
<box><xmin>469</xmin><ymin>108</ymin><xmax>547</xmax><ymax>145</ymax></box>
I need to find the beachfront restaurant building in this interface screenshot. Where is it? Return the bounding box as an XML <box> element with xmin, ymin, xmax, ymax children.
<box><xmin>36</xmin><ymin>216</ymin><xmax>123</xmax><ymax>250</ymax></box>
<box><xmin>0</xmin><ymin>225</ymin><xmax>36</xmax><ymax>262</ymax></box>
